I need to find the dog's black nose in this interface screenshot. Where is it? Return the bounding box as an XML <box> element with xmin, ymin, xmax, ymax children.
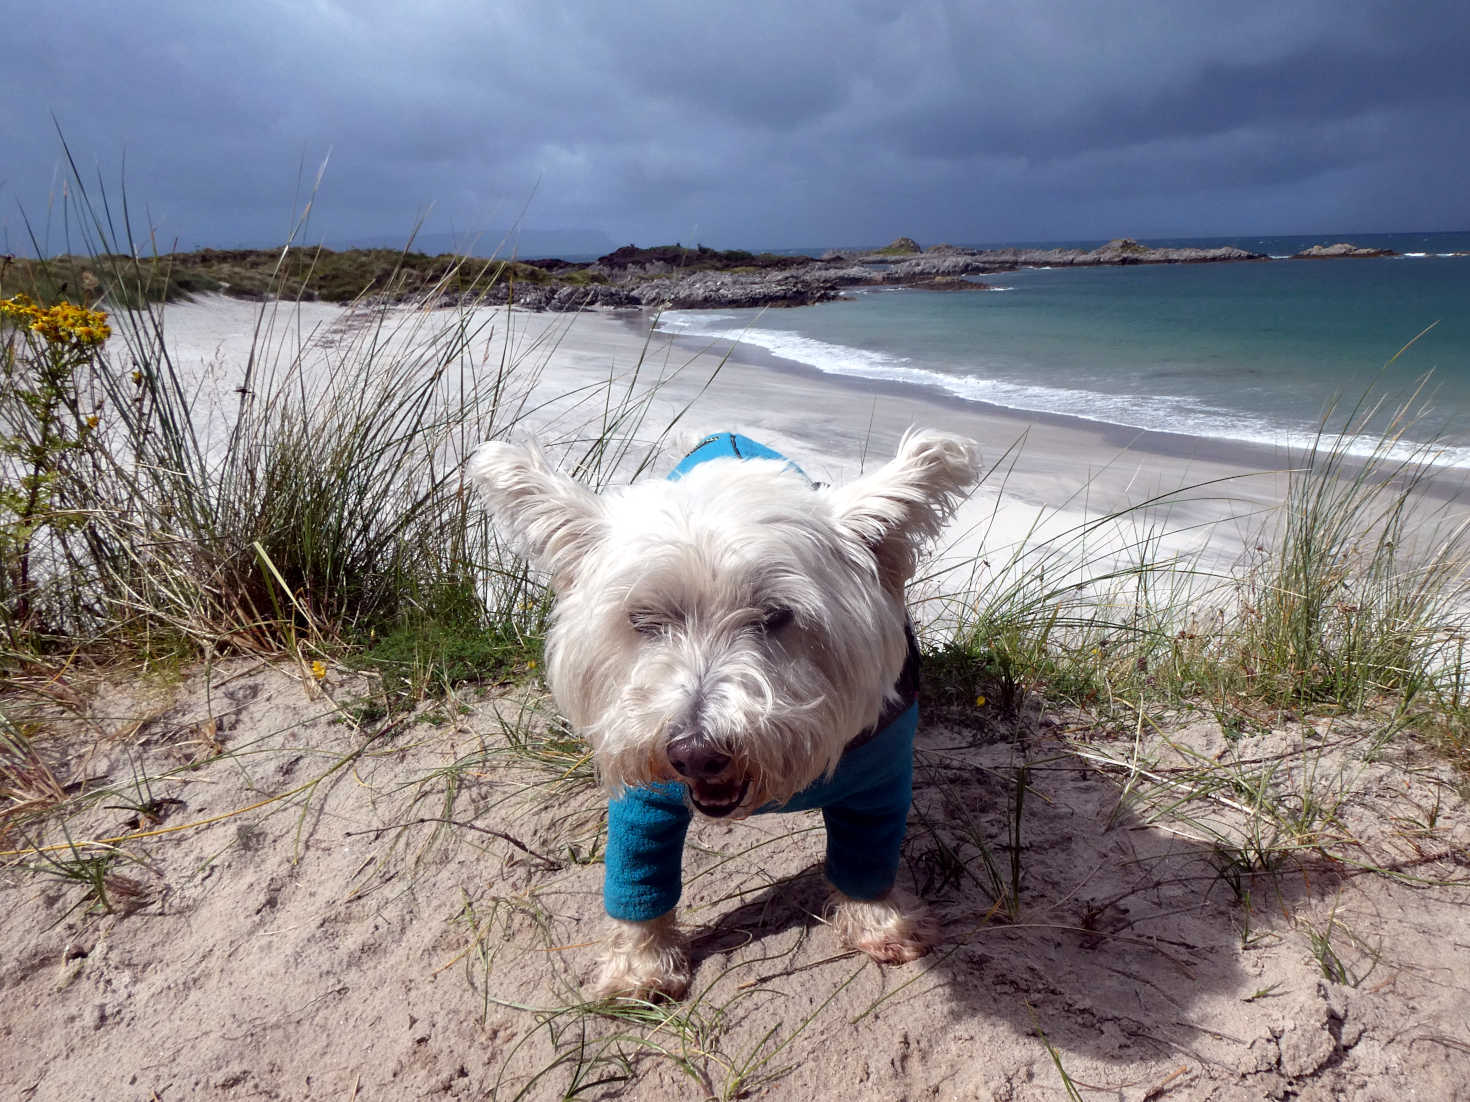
<box><xmin>667</xmin><ymin>734</ymin><xmax>732</xmax><ymax>780</ymax></box>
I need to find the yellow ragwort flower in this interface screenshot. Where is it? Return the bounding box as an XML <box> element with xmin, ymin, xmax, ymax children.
<box><xmin>310</xmin><ymin>659</ymin><xmax>327</xmax><ymax>681</ymax></box>
<box><xmin>1</xmin><ymin>292</ymin><xmax>39</xmax><ymax>322</ymax></box>
<box><xmin>1</xmin><ymin>296</ymin><xmax>110</xmax><ymax>346</ymax></box>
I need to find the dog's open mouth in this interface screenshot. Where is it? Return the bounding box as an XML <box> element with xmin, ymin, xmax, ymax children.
<box><xmin>688</xmin><ymin>777</ymin><xmax>750</xmax><ymax>818</ymax></box>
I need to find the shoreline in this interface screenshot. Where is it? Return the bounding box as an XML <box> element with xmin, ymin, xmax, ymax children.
<box><xmin>637</xmin><ymin>311</ymin><xmax>1294</xmax><ymax>471</ymax></box>
<box><xmin>621</xmin><ymin>308</ymin><xmax>1470</xmax><ymax>512</ymax></box>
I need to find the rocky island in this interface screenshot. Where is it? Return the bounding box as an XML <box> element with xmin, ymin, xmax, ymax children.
<box><xmin>1289</xmin><ymin>242</ymin><xmax>1399</xmax><ymax>259</ymax></box>
<box><xmin>27</xmin><ymin>234</ymin><xmax>1423</xmax><ymax>313</ymax></box>
<box><xmin>476</xmin><ymin>236</ymin><xmax>1270</xmax><ymax>310</ymax></box>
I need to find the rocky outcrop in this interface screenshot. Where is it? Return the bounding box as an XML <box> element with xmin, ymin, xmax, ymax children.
<box><xmin>885</xmin><ymin>255</ymin><xmax>994</xmax><ymax>278</ymax></box>
<box><xmin>822</xmin><ymin>238</ymin><xmax>1263</xmax><ymax>274</ymax></box>
<box><xmin>636</xmin><ymin>269</ymin><xmax>843</xmax><ymax>309</ymax></box>
<box><xmin>942</xmin><ymin>239</ymin><xmax>1266</xmax><ymax>268</ymax></box>
<box><xmin>588</xmin><ymin>244</ymin><xmax>814</xmax><ymax>277</ymax></box>
<box><xmin>1290</xmin><ymin>242</ymin><xmax>1398</xmax><ymax>259</ymax></box>
<box><xmin>435</xmin><ymin>281</ymin><xmax>643</xmax><ymax>311</ymax></box>
<box><xmin>444</xmin><ymin>236</ymin><xmax>1269</xmax><ymax>311</ymax></box>
<box><xmin>875</xmin><ymin>236</ymin><xmax>922</xmax><ymax>255</ymax></box>
<box><xmin>453</xmin><ymin>268</ymin><xmax>847</xmax><ymax>311</ymax></box>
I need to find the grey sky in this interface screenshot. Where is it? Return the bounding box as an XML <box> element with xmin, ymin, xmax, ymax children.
<box><xmin>4</xmin><ymin>0</ymin><xmax>1467</xmax><ymax>254</ymax></box>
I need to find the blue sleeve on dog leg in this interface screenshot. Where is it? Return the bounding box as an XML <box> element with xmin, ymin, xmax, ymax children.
<box><xmin>605</xmin><ymin>783</ymin><xmax>692</xmax><ymax>921</ymax></box>
<box><xmin>818</xmin><ymin>704</ymin><xmax>918</xmax><ymax>901</ymax></box>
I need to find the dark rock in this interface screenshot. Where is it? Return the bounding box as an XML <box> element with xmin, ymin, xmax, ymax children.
<box><xmin>520</xmin><ymin>257</ymin><xmax>582</xmax><ymax>272</ymax></box>
<box><xmin>592</xmin><ymin>244</ymin><xmax>813</xmax><ymax>273</ymax></box>
<box><xmin>902</xmin><ymin>276</ymin><xmax>992</xmax><ymax>292</ymax></box>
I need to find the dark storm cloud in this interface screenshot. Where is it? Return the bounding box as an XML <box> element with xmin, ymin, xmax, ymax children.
<box><xmin>880</xmin><ymin>8</ymin><xmax>1470</xmax><ymax>162</ymax></box>
<box><xmin>3</xmin><ymin>0</ymin><xmax>1466</xmax><ymax>253</ymax></box>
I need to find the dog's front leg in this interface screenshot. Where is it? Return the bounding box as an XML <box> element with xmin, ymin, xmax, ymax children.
<box><xmin>592</xmin><ymin>911</ymin><xmax>691</xmax><ymax>1001</ymax></box>
<box><xmin>826</xmin><ymin>884</ymin><xmax>936</xmax><ymax>964</ymax></box>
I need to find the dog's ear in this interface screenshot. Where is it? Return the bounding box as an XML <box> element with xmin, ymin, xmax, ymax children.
<box><xmin>829</xmin><ymin>430</ymin><xmax>980</xmax><ymax>589</ymax></box>
<box><xmin>467</xmin><ymin>441</ymin><xmax>606</xmax><ymax>590</ymax></box>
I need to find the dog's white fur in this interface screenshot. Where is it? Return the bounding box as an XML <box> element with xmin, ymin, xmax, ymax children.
<box><xmin>469</xmin><ymin>430</ymin><xmax>978</xmax><ymax>999</ymax></box>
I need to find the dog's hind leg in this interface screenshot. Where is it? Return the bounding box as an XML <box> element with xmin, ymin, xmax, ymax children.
<box><xmin>591</xmin><ymin>912</ymin><xmax>691</xmax><ymax>1001</ymax></box>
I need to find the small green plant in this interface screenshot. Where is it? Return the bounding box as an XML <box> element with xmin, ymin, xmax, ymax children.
<box><xmin>23</xmin><ymin>833</ymin><xmax>152</xmax><ymax>917</ymax></box>
<box><xmin>0</xmin><ymin>293</ymin><xmax>112</xmax><ymax>645</ymax></box>
<box><xmin>101</xmin><ymin>755</ymin><xmax>182</xmax><ymax>829</ymax></box>
<box><xmin>350</xmin><ymin>580</ymin><xmax>545</xmax><ymax>713</ymax></box>
<box><xmin>1027</xmin><ymin>1001</ymin><xmax>1086</xmax><ymax>1101</ymax></box>
<box><xmin>1302</xmin><ymin>909</ymin><xmax>1378</xmax><ymax>988</ymax></box>
<box><xmin>1244</xmin><ymin>983</ymin><xmax>1284</xmax><ymax>1002</ymax></box>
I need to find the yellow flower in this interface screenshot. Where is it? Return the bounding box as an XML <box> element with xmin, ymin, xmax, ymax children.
<box><xmin>85</xmin><ymin>415</ymin><xmax>99</xmax><ymax>428</ymax></box>
<box><xmin>1</xmin><ymin>292</ymin><xmax>38</xmax><ymax>319</ymax></box>
<box><xmin>132</xmin><ymin>371</ymin><xmax>142</xmax><ymax>385</ymax></box>
<box><xmin>975</xmin><ymin>694</ymin><xmax>986</xmax><ymax>708</ymax></box>
<box><xmin>3</xmin><ymin>297</ymin><xmax>111</xmax><ymax>346</ymax></box>
<box><xmin>310</xmin><ymin>659</ymin><xmax>327</xmax><ymax>681</ymax></box>
<box><xmin>527</xmin><ymin>659</ymin><xmax>537</xmax><ymax>671</ymax></box>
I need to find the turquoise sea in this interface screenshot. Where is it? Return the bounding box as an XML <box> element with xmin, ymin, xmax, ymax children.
<box><xmin>659</xmin><ymin>232</ymin><xmax>1470</xmax><ymax>468</ymax></box>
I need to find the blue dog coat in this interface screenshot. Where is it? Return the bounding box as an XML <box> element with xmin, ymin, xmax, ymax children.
<box><xmin>603</xmin><ymin>433</ymin><xmax>921</xmax><ymax>922</ymax></box>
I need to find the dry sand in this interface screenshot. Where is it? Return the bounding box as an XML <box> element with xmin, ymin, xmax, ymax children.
<box><xmin>3</xmin><ymin>298</ymin><xmax>1469</xmax><ymax>1100</ymax></box>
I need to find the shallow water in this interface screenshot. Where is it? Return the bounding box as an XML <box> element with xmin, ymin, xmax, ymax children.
<box><xmin>660</xmin><ymin>232</ymin><xmax>1470</xmax><ymax>468</ymax></box>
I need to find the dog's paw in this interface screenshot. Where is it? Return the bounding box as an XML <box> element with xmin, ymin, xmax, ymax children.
<box><xmin>826</xmin><ymin>885</ymin><xmax>936</xmax><ymax>964</ymax></box>
<box><xmin>590</xmin><ymin>913</ymin><xmax>691</xmax><ymax>1001</ymax></box>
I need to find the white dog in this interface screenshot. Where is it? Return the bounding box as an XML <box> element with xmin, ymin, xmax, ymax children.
<box><xmin>469</xmin><ymin>430</ymin><xmax>979</xmax><ymax>999</ymax></box>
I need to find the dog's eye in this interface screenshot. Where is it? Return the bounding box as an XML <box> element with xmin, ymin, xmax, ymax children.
<box><xmin>628</xmin><ymin>610</ymin><xmax>665</xmax><ymax>637</ymax></box>
<box><xmin>760</xmin><ymin>606</ymin><xmax>795</xmax><ymax>633</ymax></box>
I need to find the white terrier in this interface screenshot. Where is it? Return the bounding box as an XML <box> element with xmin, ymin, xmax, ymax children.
<box><xmin>469</xmin><ymin>430</ymin><xmax>979</xmax><ymax>999</ymax></box>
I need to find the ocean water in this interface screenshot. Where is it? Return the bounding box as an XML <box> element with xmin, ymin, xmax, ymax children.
<box><xmin>659</xmin><ymin>232</ymin><xmax>1470</xmax><ymax>468</ymax></box>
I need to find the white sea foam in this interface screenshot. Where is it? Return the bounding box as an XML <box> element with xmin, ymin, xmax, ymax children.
<box><xmin>657</xmin><ymin>312</ymin><xmax>1470</xmax><ymax>471</ymax></box>
<box><xmin>659</xmin><ymin>312</ymin><xmax>738</xmax><ymax>328</ymax></box>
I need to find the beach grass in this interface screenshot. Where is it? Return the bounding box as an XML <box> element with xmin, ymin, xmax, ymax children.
<box><xmin>919</xmin><ymin>401</ymin><xmax>1470</xmax><ymax>748</ymax></box>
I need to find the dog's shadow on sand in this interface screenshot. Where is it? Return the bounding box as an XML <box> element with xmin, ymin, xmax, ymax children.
<box><xmin>685</xmin><ymin>875</ymin><xmax>834</xmax><ymax>964</ymax></box>
<box><xmin>678</xmin><ymin>709</ymin><xmax>1374</xmax><ymax>1070</ymax></box>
